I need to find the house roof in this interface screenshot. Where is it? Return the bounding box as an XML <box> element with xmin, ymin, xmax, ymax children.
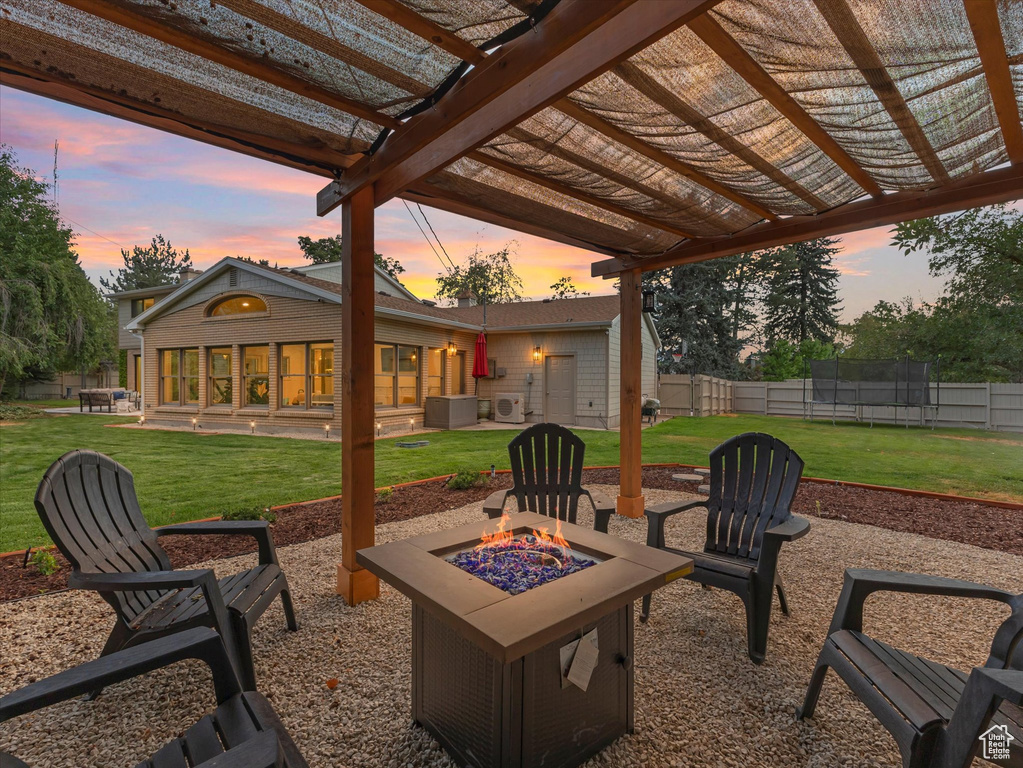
<box><xmin>124</xmin><ymin>257</ymin><xmax>652</xmax><ymax>339</ymax></box>
<box><xmin>442</xmin><ymin>295</ymin><xmax>621</xmax><ymax>328</ymax></box>
<box><xmin>105</xmin><ymin>283</ymin><xmax>179</xmax><ymax>300</ymax></box>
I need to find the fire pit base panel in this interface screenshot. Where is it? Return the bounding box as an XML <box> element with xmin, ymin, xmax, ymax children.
<box><xmin>413</xmin><ymin>603</ymin><xmax>632</xmax><ymax>768</ymax></box>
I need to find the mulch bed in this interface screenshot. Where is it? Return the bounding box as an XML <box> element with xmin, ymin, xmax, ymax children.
<box><xmin>3</xmin><ymin>468</ymin><xmax>1018</xmax><ymax>603</ymax></box>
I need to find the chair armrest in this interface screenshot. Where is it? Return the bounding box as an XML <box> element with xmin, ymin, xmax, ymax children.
<box><xmin>68</xmin><ymin>569</ymin><xmax>214</xmax><ymax>592</ymax></box>
<box><xmin>644</xmin><ymin>500</ymin><xmax>707</xmax><ymax>549</ymax></box>
<box><xmin>939</xmin><ymin>666</ymin><xmax>1023</xmax><ymax>767</ymax></box>
<box><xmin>764</xmin><ymin>516</ymin><xmax>811</xmax><ymax>543</ymax></box>
<box><xmin>483</xmin><ymin>489</ymin><xmax>513</xmax><ymax>519</ymax></box>
<box><xmin>158</xmin><ymin>520</ymin><xmax>279</xmax><ymax>565</ymax></box>
<box><xmin>195</xmin><ymin>731</ymin><xmax>283</xmax><ymax>768</ymax></box>
<box><xmin>826</xmin><ymin>569</ymin><xmax>1016</xmax><ymax>635</ymax></box>
<box><xmin>581</xmin><ymin>488</ymin><xmax>615</xmax><ymax>533</ymax></box>
<box><xmin>0</xmin><ymin>628</ymin><xmax>240</xmax><ymax>722</ymax></box>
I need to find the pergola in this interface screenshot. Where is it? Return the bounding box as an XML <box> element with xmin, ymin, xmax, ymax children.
<box><xmin>3</xmin><ymin>0</ymin><xmax>1022</xmax><ymax>604</ymax></box>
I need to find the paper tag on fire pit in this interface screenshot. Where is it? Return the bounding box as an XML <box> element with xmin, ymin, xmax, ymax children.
<box><xmin>562</xmin><ymin>628</ymin><xmax>599</xmax><ymax>692</ymax></box>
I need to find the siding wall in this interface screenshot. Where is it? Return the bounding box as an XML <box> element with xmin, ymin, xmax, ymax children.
<box><xmin>477</xmin><ymin>329</ymin><xmax>610</xmax><ymax>429</ymax></box>
<box><xmin>140</xmin><ymin>291</ymin><xmax>477</xmax><ymax>436</ymax></box>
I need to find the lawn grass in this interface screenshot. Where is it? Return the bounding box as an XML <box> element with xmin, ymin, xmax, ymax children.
<box><xmin>1</xmin><ymin>413</ymin><xmax>1021</xmax><ymax>551</ymax></box>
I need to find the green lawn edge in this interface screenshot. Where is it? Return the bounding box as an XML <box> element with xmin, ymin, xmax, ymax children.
<box><xmin>1</xmin><ymin>413</ymin><xmax>1020</xmax><ymax>551</ymax></box>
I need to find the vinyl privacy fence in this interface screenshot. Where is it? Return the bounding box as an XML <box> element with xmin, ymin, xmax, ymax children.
<box><xmin>658</xmin><ymin>377</ymin><xmax>1023</xmax><ymax>432</ymax></box>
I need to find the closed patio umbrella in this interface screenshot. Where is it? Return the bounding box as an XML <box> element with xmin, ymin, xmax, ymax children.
<box><xmin>472</xmin><ymin>331</ymin><xmax>489</xmax><ymax>394</ymax></box>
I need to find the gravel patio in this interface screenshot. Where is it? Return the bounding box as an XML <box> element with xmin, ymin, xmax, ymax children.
<box><xmin>1</xmin><ymin>485</ymin><xmax>1017</xmax><ymax>768</ymax></box>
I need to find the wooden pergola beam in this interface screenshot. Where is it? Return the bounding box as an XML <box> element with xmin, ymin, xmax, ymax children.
<box><xmin>688</xmin><ymin>14</ymin><xmax>884</xmax><ymax>197</ymax></box>
<box><xmin>471</xmin><ymin>152</ymin><xmax>695</xmax><ymax>240</ymax></box>
<box><xmin>813</xmin><ymin>0</ymin><xmax>950</xmax><ymax>184</ymax></box>
<box><xmin>339</xmin><ymin>185</ymin><xmax>379</xmax><ymax>606</ymax></box>
<box><xmin>613</xmin><ymin>61</ymin><xmax>828</xmax><ymax>210</ymax></box>
<box><xmin>351</xmin><ymin>0</ymin><xmax>774</xmax><ymax>222</ymax></box>
<box><xmin>352</xmin><ymin>0</ymin><xmax>486</xmax><ymax>65</ymax></box>
<box><xmin>554</xmin><ymin>99</ymin><xmax>775</xmax><ymax>221</ymax></box>
<box><xmin>591</xmin><ymin>163</ymin><xmax>1023</xmax><ymax>276</ymax></box>
<box><xmin>320</xmin><ymin>0</ymin><xmax>721</xmax><ymax>214</ymax></box>
<box><xmin>965</xmin><ymin>0</ymin><xmax>1023</xmax><ymax>164</ymax></box>
<box><xmin>56</xmin><ymin>0</ymin><xmax>400</xmax><ymax>129</ymax></box>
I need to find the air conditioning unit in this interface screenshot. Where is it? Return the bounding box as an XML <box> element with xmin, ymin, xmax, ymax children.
<box><xmin>494</xmin><ymin>393</ymin><xmax>525</xmax><ymax>423</ymax></box>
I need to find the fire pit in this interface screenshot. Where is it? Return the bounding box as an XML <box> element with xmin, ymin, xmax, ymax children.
<box><xmin>357</xmin><ymin>512</ymin><xmax>693</xmax><ymax>768</ymax></box>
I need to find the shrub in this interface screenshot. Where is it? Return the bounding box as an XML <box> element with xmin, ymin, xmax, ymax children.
<box><xmin>0</xmin><ymin>403</ymin><xmax>45</xmax><ymax>421</ymax></box>
<box><xmin>377</xmin><ymin>486</ymin><xmax>394</xmax><ymax>501</ymax></box>
<box><xmin>30</xmin><ymin>549</ymin><xmax>60</xmax><ymax>576</ymax></box>
<box><xmin>448</xmin><ymin>468</ymin><xmax>487</xmax><ymax>490</ymax></box>
<box><xmin>222</xmin><ymin>506</ymin><xmax>277</xmax><ymax>524</ymax></box>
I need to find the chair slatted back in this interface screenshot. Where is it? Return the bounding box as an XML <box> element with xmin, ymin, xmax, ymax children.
<box><xmin>507</xmin><ymin>424</ymin><xmax>586</xmax><ymax>524</ymax></box>
<box><xmin>705</xmin><ymin>433</ymin><xmax>804</xmax><ymax>562</ymax></box>
<box><xmin>34</xmin><ymin>450</ymin><xmax>172</xmax><ymax>622</ymax></box>
<box><xmin>988</xmin><ymin>595</ymin><xmax>1023</xmax><ymax>671</ymax></box>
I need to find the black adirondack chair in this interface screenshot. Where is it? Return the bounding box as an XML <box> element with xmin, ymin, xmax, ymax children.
<box><xmin>641</xmin><ymin>432</ymin><xmax>810</xmax><ymax>663</ymax></box>
<box><xmin>483</xmin><ymin>423</ymin><xmax>615</xmax><ymax>532</ymax></box>
<box><xmin>0</xmin><ymin>627</ymin><xmax>309</xmax><ymax>767</ymax></box>
<box><xmin>34</xmin><ymin>450</ymin><xmax>297</xmax><ymax>692</ymax></box>
<box><xmin>798</xmin><ymin>569</ymin><xmax>1023</xmax><ymax>768</ymax></box>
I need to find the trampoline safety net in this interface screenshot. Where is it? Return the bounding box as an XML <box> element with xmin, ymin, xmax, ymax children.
<box><xmin>808</xmin><ymin>358</ymin><xmax>934</xmax><ymax>407</ymax></box>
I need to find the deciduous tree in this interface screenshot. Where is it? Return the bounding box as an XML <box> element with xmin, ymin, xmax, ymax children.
<box><xmin>297</xmin><ymin>234</ymin><xmax>405</xmax><ymax>279</ymax></box>
<box><xmin>548</xmin><ymin>276</ymin><xmax>589</xmax><ymax>300</ymax></box>
<box><xmin>0</xmin><ymin>147</ymin><xmax>113</xmax><ymax>391</ymax></box>
<box><xmin>436</xmin><ymin>243</ymin><xmax>524</xmax><ymax>304</ymax></box>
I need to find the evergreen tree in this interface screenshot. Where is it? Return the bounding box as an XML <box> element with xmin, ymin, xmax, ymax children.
<box><xmin>762</xmin><ymin>238</ymin><xmax>842</xmax><ymax>344</ymax></box>
<box><xmin>648</xmin><ymin>258</ymin><xmax>744</xmax><ymax>379</ymax></box>
<box><xmin>100</xmin><ymin>234</ymin><xmax>191</xmax><ymax>292</ymax></box>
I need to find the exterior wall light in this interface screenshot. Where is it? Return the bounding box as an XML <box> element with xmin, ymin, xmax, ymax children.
<box><xmin>447</xmin><ymin>341</ymin><xmax>457</xmax><ymax>355</ymax></box>
<box><xmin>533</xmin><ymin>346</ymin><xmax>542</xmax><ymax>363</ymax></box>
<box><xmin>642</xmin><ymin>290</ymin><xmax>657</xmax><ymax>313</ymax></box>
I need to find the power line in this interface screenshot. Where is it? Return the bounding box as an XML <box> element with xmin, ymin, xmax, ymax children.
<box><xmin>417</xmin><ymin>202</ymin><xmax>455</xmax><ymax>271</ymax></box>
<box><xmin>62</xmin><ymin>215</ymin><xmax>126</xmax><ymax>250</ymax></box>
<box><xmin>402</xmin><ymin>199</ymin><xmax>451</xmax><ymax>275</ymax></box>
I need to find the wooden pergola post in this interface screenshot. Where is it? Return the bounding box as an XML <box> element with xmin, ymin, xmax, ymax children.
<box><xmin>617</xmin><ymin>268</ymin><xmax>645</xmax><ymax>518</ymax></box>
<box><xmin>337</xmin><ymin>184</ymin><xmax>379</xmax><ymax>605</ymax></box>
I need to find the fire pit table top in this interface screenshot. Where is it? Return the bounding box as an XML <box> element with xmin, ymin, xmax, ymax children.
<box><xmin>357</xmin><ymin>512</ymin><xmax>693</xmax><ymax>663</ymax></box>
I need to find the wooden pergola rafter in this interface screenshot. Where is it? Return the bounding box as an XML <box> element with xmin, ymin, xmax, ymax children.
<box><xmin>4</xmin><ymin>0</ymin><xmax>1022</xmax><ymax>606</ymax></box>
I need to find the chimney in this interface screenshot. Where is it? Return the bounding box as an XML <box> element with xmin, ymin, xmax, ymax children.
<box><xmin>455</xmin><ymin>290</ymin><xmax>477</xmax><ymax>308</ymax></box>
<box><xmin>178</xmin><ymin>267</ymin><xmax>202</xmax><ymax>284</ymax></box>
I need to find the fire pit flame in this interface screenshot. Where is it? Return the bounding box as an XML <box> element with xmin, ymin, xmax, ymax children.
<box><xmin>449</xmin><ymin>514</ymin><xmax>598</xmax><ymax>594</ymax></box>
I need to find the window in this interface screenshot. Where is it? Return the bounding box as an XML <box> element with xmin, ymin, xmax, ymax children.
<box><xmin>208</xmin><ymin>347</ymin><xmax>232</xmax><ymax>406</ymax></box>
<box><xmin>208</xmin><ymin>295</ymin><xmax>267</xmax><ymax>317</ymax></box>
<box><xmin>130</xmin><ymin>297</ymin><xmax>155</xmax><ymax>317</ymax></box>
<box><xmin>243</xmin><ymin>346</ymin><xmax>269</xmax><ymax>407</ymax></box>
<box><xmin>375</xmin><ymin>343</ymin><xmax>420</xmax><ymax>407</ymax></box>
<box><xmin>160</xmin><ymin>349</ymin><xmax>198</xmax><ymax>405</ymax></box>
<box><xmin>280</xmin><ymin>343</ymin><xmax>334</xmax><ymax>409</ymax></box>
<box><xmin>427</xmin><ymin>348</ymin><xmax>445</xmax><ymax>397</ymax></box>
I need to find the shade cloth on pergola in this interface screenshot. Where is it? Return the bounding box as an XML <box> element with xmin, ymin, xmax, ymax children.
<box><xmin>3</xmin><ymin>0</ymin><xmax>1022</xmax><ymax>603</ymax></box>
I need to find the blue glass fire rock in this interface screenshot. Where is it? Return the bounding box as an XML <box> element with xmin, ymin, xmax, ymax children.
<box><xmin>446</xmin><ymin>534</ymin><xmax>597</xmax><ymax>595</ymax></box>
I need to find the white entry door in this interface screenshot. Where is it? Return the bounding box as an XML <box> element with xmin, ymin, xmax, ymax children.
<box><xmin>545</xmin><ymin>355</ymin><xmax>576</xmax><ymax>425</ymax></box>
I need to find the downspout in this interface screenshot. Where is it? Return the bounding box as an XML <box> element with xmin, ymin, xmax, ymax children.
<box><xmin>129</xmin><ymin>330</ymin><xmax>144</xmax><ymax>417</ymax></box>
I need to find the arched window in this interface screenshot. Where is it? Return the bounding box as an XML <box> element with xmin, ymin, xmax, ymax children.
<box><xmin>208</xmin><ymin>295</ymin><xmax>267</xmax><ymax>317</ymax></box>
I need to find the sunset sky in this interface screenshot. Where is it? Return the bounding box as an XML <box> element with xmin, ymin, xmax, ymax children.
<box><xmin>2</xmin><ymin>86</ymin><xmax>946</xmax><ymax>321</ymax></box>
